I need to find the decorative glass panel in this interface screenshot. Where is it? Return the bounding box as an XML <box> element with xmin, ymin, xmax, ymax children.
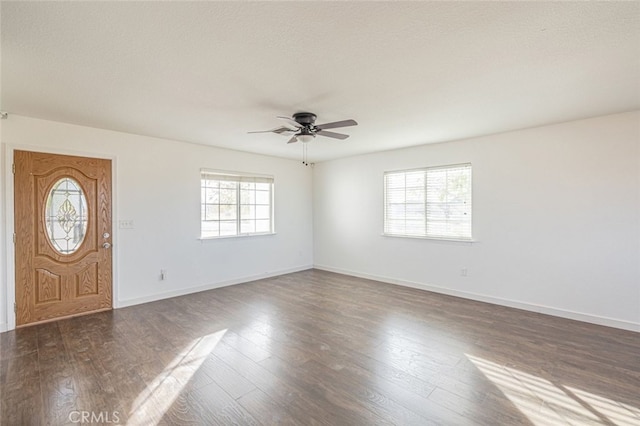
<box><xmin>44</xmin><ymin>177</ymin><xmax>88</xmax><ymax>254</ymax></box>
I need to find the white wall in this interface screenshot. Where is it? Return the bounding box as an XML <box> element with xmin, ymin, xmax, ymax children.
<box><xmin>313</xmin><ymin>111</ymin><xmax>640</xmax><ymax>331</ymax></box>
<box><xmin>0</xmin><ymin>115</ymin><xmax>314</xmax><ymax>331</ymax></box>
<box><xmin>2</xmin><ymin>112</ymin><xmax>638</xmax><ymax>333</ymax></box>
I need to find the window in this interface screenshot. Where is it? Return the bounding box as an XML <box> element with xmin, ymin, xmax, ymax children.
<box><xmin>201</xmin><ymin>171</ymin><xmax>274</xmax><ymax>238</ymax></box>
<box><xmin>384</xmin><ymin>163</ymin><xmax>472</xmax><ymax>240</ymax></box>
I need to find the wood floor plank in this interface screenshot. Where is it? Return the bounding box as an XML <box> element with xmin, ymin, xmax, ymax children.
<box><xmin>210</xmin><ymin>341</ymin><xmax>348</xmax><ymax>425</ymax></box>
<box><xmin>1</xmin><ymin>375</ymin><xmax>44</xmax><ymax>426</ymax></box>
<box><xmin>38</xmin><ymin>365</ymin><xmax>81</xmax><ymax>426</ymax></box>
<box><xmin>237</xmin><ymin>388</ymin><xmax>312</xmax><ymax>426</ymax></box>
<box><xmin>189</xmin><ymin>380</ymin><xmax>260</xmax><ymax>426</ymax></box>
<box><xmin>1</xmin><ymin>269</ymin><xmax>638</xmax><ymax>425</ymax></box>
<box><xmin>0</xmin><ymin>325</ymin><xmax>38</xmax><ymax>361</ymax></box>
<box><xmin>296</xmin><ymin>358</ymin><xmax>440</xmax><ymax>426</ymax></box>
<box><xmin>0</xmin><ymin>351</ymin><xmax>40</xmax><ymax>385</ymax></box>
<box><xmin>199</xmin><ymin>354</ymin><xmax>256</xmax><ymax>399</ymax></box>
<box><xmin>259</xmin><ymin>355</ymin><xmax>392</xmax><ymax>425</ymax></box>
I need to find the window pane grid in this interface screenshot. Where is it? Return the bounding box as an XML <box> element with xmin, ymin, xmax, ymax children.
<box><xmin>384</xmin><ymin>164</ymin><xmax>471</xmax><ymax>240</ymax></box>
<box><xmin>201</xmin><ymin>171</ymin><xmax>274</xmax><ymax>238</ymax></box>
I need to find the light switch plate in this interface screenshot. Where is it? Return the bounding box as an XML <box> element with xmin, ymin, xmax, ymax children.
<box><xmin>119</xmin><ymin>220</ymin><xmax>134</xmax><ymax>229</ymax></box>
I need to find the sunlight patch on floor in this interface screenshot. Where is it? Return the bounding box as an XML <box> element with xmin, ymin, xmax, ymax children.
<box><xmin>245</xmin><ymin>316</ymin><xmax>274</xmax><ymax>346</ymax></box>
<box><xmin>565</xmin><ymin>385</ymin><xmax>640</xmax><ymax>426</ymax></box>
<box><xmin>467</xmin><ymin>354</ymin><xmax>639</xmax><ymax>425</ymax></box>
<box><xmin>127</xmin><ymin>329</ymin><xmax>227</xmax><ymax>425</ymax></box>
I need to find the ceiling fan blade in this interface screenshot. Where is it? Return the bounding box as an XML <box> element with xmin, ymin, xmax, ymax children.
<box><xmin>286</xmin><ymin>135</ymin><xmax>299</xmax><ymax>144</ymax></box>
<box><xmin>277</xmin><ymin>116</ymin><xmax>302</xmax><ymax>130</ymax></box>
<box><xmin>316</xmin><ymin>119</ymin><xmax>357</xmax><ymax>130</ymax></box>
<box><xmin>248</xmin><ymin>126</ymin><xmax>293</xmax><ymax>135</ymax></box>
<box><xmin>273</xmin><ymin>126</ymin><xmax>295</xmax><ymax>134</ymax></box>
<box><xmin>317</xmin><ymin>130</ymin><xmax>349</xmax><ymax>140</ymax></box>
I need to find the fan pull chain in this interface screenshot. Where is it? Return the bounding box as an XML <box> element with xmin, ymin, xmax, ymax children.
<box><xmin>302</xmin><ymin>143</ymin><xmax>309</xmax><ymax>166</ymax></box>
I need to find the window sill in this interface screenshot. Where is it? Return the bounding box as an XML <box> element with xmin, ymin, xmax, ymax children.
<box><xmin>199</xmin><ymin>232</ymin><xmax>276</xmax><ymax>241</ymax></box>
<box><xmin>382</xmin><ymin>233</ymin><xmax>475</xmax><ymax>243</ymax></box>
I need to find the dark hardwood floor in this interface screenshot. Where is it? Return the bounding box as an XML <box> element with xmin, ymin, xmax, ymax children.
<box><xmin>1</xmin><ymin>269</ymin><xmax>639</xmax><ymax>425</ymax></box>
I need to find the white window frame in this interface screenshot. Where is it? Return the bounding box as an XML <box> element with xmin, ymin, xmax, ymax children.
<box><xmin>200</xmin><ymin>170</ymin><xmax>275</xmax><ymax>239</ymax></box>
<box><xmin>383</xmin><ymin>163</ymin><xmax>472</xmax><ymax>241</ymax></box>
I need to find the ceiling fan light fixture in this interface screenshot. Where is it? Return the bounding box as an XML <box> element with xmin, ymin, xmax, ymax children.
<box><xmin>298</xmin><ymin>133</ymin><xmax>315</xmax><ymax>143</ymax></box>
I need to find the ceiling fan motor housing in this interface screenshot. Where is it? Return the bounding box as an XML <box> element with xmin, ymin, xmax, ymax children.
<box><xmin>293</xmin><ymin>112</ymin><xmax>317</xmax><ymax>126</ymax></box>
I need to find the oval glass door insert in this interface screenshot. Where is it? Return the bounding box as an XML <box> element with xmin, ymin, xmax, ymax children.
<box><xmin>44</xmin><ymin>177</ymin><xmax>89</xmax><ymax>254</ymax></box>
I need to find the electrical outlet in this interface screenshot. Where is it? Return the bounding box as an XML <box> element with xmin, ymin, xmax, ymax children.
<box><xmin>461</xmin><ymin>267</ymin><xmax>468</xmax><ymax>277</ymax></box>
<box><xmin>160</xmin><ymin>269</ymin><xmax>167</xmax><ymax>281</ymax></box>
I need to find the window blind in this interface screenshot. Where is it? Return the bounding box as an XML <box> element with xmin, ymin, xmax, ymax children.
<box><xmin>384</xmin><ymin>164</ymin><xmax>472</xmax><ymax>240</ymax></box>
<box><xmin>201</xmin><ymin>171</ymin><xmax>274</xmax><ymax>238</ymax></box>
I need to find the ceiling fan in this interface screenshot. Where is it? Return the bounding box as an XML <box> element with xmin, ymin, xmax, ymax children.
<box><xmin>249</xmin><ymin>112</ymin><xmax>357</xmax><ymax>144</ymax></box>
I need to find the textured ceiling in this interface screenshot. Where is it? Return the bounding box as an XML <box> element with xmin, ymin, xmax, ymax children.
<box><xmin>2</xmin><ymin>2</ymin><xmax>639</xmax><ymax>162</ymax></box>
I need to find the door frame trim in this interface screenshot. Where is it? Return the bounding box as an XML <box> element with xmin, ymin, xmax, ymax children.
<box><xmin>4</xmin><ymin>144</ymin><xmax>119</xmax><ymax>331</ymax></box>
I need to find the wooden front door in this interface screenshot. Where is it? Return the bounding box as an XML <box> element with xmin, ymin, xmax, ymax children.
<box><xmin>14</xmin><ymin>150</ymin><xmax>113</xmax><ymax>326</ymax></box>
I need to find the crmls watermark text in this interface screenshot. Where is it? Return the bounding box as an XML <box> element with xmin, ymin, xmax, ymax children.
<box><xmin>68</xmin><ymin>411</ymin><xmax>121</xmax><ymax>424</ymax></box>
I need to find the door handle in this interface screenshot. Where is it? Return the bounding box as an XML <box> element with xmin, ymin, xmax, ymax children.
<box><xmin>102</xmin><ymin>242</ymin><xmax>112</xmax><ymax>249</ymax></box>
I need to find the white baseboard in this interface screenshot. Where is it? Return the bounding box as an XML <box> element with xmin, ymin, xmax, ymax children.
<box><xmin>0</xmin><ymin>323</ymin><xmax>7</xmax><ymax>333</ymax></box>
<box><xmin>313</xmin><ymin>264</ymin><xmax>640</xmax><ymax>333</ymax></box>
<box><xmin>117</xmin><ymin>264</ymin><xmax>313</xmax><ymax>309</ymax></box>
